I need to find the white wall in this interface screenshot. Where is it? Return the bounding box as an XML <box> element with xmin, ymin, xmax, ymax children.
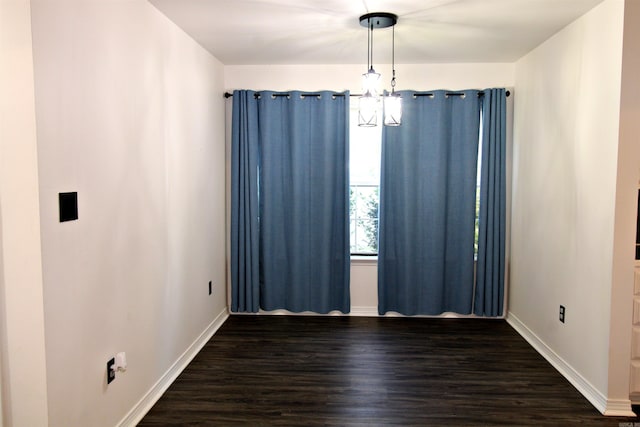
<box><xmin>610</xmin><ymin>0</ymin><xmax>640</xmax><ymax>406</ymax></box>
<box><xmin>28</xmin><ymin>1</ymin><xmax>228</xmax><ymax>425</ymax></box>
<box><xmin>0</xmin><ymin>0</ymin><xmax>49</xmax><ymax>425</ymax></box>
<box><xmin>510</xmin><ymin>0</ymin><xmax>625</xmax><ymax>413</ymax></box>
<box><xmin>225</xmin><ymin>63</ymin><xmax>515</xmax><ymax>314</ymax></box>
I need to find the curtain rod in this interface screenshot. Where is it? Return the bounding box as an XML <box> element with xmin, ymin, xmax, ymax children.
<box><xmin>223</xmin><ymin>90</ymin><xmax>510</xmax><ymax>99</ymax></box>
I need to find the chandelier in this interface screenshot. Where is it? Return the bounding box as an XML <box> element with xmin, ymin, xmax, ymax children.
<box><xmin>358</xmin><ymin>12</ymin><xmax>402</xmax><ymax>127</ymax></box>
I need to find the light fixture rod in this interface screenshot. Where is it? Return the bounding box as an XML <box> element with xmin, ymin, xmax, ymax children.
<box><xmin>370</xmin><ymin>20</ymin><xmax>374</xmax><ymax>70</ymax></box>
<box><xmin>391</xmin><ymin>24</ymin><xmax>396</xmax><ymax>92</ymax></box>
<box><xmin>392</xmin><ymin>25</ymin><xmax>395</xmax><ymax>71</ymax></box>
<box><xmin>366</xmin><ymin>18</ymin><xmax>370</xmax><ymax>70</ymax></box>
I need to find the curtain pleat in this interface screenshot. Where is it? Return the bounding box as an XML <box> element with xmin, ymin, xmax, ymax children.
<box><xmin>230</xmin><ymin>90</ymin><xmax>260</xmax><ymax>312</ymax></box>
<box><xmin>474</xmin><ymin>88</ymin><xmax>507</xmax><ymax>316</ymax></box>
<box><xmin>378</xmin><ymin>90</ymin><xmax>481</xmax><ymax>315</ymax></box>
<box><xmin>231</xmin><ymin>90</ymin><xmax>350</xmax><ymax>314</ymax></box>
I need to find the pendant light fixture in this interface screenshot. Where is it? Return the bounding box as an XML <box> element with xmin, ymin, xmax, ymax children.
<box><xmin>383</xmin><ymin>24</ymin><xmax>402</xmax><ymax>126</ymax></box>
<box><xmin>358</xmin><ymin>12</ymin><xmax>401</xmax><ymax>127</ymax></box>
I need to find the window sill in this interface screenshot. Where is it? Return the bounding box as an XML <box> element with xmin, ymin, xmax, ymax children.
<box><xmin>351</xmin><ymin>255</ymin><xmax>378</xmax><ymax>265</ymax></box>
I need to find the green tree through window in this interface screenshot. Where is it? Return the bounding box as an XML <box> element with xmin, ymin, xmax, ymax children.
<box><xmin>350</xmin><ymin>185</ymin><xmax>379</xmax><ymax>254</ymax></box>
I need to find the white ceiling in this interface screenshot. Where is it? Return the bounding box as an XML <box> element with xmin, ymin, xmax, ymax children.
<box><xmin>149</xmin><ymin>0</ymin><xmax>604</xmax><ymax>65</ymax></box>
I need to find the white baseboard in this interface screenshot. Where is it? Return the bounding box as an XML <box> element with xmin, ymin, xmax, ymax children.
<box><xmin>506</xmin><ymin>312</ymin><xmax>634</xmax><ymax>417</ymax></box>
<box><xmin>604</xmin><ymin>399</ymin><xmax>636</xmax><ymax>417</ymax></box>
<box><xmin>350</xmin><ymin>306</ymin><xmax>379</xmax><ymax>316</ymax></box>
<box><xmin>116</xmin><ymin>308</ymin><xmax>229</xmax><ymax>427</ymax></box>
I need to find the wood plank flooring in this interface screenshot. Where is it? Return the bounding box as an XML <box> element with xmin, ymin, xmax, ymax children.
<box><xmin>139</xmin><ymin>315</ymin><xmax>638</xmax><ymax>426</ymax></box>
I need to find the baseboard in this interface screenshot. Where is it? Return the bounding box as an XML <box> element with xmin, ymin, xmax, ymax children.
<box><xmin>350</xmin><ymin>306</ymin><xmax>379</xmax><ymax>316</ymax></box>
<box><xmin>603</xmin><ymin>399</ymin><xmax>636</xmax><ymax>417</ymax></box>
<box><xmin>506</xmin><ymin>312</ymin><xmax>634</xmax><ymax>417</ymax></box>
<box><xmin>116</xmin><ymin>308</ymin><xmax>229</xmax><ymax>427</ymax></box>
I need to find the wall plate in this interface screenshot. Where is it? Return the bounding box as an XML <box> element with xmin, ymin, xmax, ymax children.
<box><xmin>59</xmin><ymin>192</ymin><xmax>78</xmax><ymax>222</ymax></box>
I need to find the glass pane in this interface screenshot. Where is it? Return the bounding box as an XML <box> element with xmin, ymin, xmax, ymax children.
<box><xmin>354</xmin><ymin>219</ymin><xmax>378</xmax><ymax>253</ymax></box>
<box><xmin>350</xmin><ymin>108</ymin><xmax>382</xmax><ymax>186</ymax></box>
<box><xmin>354</xmin><ymin>220</ymin><xmax>368</xmax><ymax>253</ymax></box>
<box><xmin>349</xmin><ymin>219</ymin><xmax>357</xmax><ymax>253</ymax></box>
<box><xmin>350</xmin><ymin>187</ymin><xmax>356</xmax><ymax>215</ymax></box>
<box><xmin>356</xmin><ymin>186</ymin><xmax>378</xmax><ymax>219</ymax></box>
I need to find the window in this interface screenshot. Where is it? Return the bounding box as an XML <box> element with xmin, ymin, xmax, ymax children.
<box><xmin>349</xmin><ymin>107</ymin><xmax>381</xmax><ymax>255</ymax></box>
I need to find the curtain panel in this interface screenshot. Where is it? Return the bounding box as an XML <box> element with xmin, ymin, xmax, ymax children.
<box><xmin>377</xmin><ymin>88</ymin><xmax>507</xmax><ymax>317</ymax></box>
<box><xmin>231</xmin><ymin>90</ymin><xmax>350</xmax><ymax>314</ymax></box>
<box><xmin>474</xmin><ymin>88</ymin><xmax>507</xmax><ymax>316</ymax></box>
<box><xmin>378</xmin><ymin>90</ymin><xmax>482</xmax><ymax>316</ymax></box>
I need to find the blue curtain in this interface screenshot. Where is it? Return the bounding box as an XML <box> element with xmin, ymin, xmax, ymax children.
<box><xmin>378</xmin><ymin>90</ymin><xmax>481</xmax><ymax>315</ymax></box>
<box><xmin>231</xmin><ymin>90</ymin><xmax>350</xmax><ymax>314</ymax></box>
<box><xmin>474</xmin><ymin>89</ymin><xmax>507</xmax><ymax>316</ymax></box>
<box><xmin>230</xmin><ymin>90</ymin><xmax>260</xmax><ymax>312</ymax></box>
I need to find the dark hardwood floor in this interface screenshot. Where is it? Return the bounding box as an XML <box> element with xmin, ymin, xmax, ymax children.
<box><xmin>139</xmin><ymin>315</ymin><xmax>638</xmax><ymax>426</ymax></box>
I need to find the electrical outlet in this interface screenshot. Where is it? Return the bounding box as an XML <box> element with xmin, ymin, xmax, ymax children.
<box><xmin>209</xmin><ymin>281</ymin><xmax>212</xmax><ymax>295</ymax></box>
<box><xmin>559</xmin><ymin>305</ymin><xmax>565</xmax><ymax>323</ymax></box>
<box><xmin>107</xmin><ymin>358</ymin><xmax>115</xmax><ymax>384</ymax></box>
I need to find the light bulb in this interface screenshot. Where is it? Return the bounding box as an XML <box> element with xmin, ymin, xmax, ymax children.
<box><xmin>358</xmin><ymin>93</ymin><xmax>378</xmax><ymax>127</ymax></box>
<box><xmin>383</xmin><ymin>94</ymin><xmax>402</xmax><ymax>126</ymax></box>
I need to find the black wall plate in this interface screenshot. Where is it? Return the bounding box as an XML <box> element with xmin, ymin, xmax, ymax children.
<box><xmin>107</xmin><ymin>357</ymin><xmax>115</xmax><ymax>384</ymax></box>
<box><xmin>59</xmin><ymin>192</ymin><xmax>78</xmax><ymax>222</ymax></box>
<box><xmin>58</xmin><ymin>191</ymin><xmax>78</xmax><ymax>222</ymax></box>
